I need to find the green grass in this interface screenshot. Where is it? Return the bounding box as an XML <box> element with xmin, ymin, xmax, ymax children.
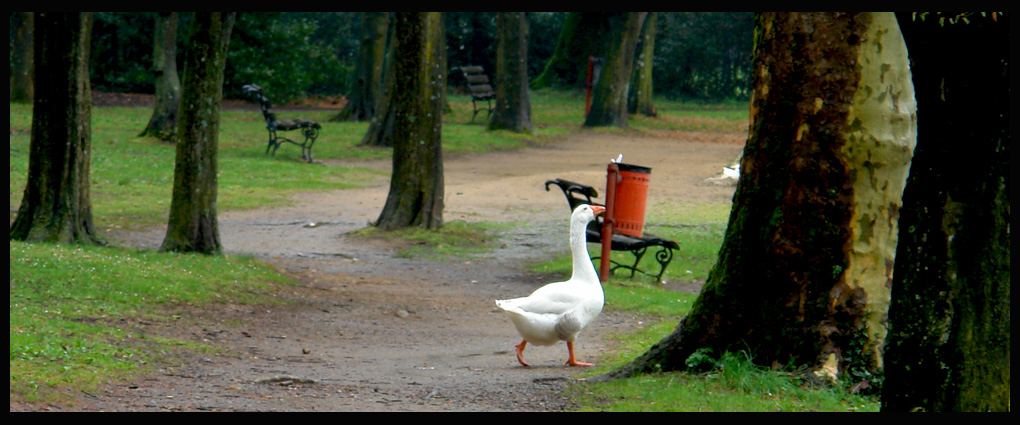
<box><xmin>9</xmin><ymin>241</ymin><xmax>290</xmax><ymax>405</ymax></box>
<box><xmin>10</xmin><ymin>103</ymin><xmax>389</xmax><ymax>231</ymax></box>
<box><xmin>568</xmin><ymin>351</ymin><xmax>879</xmax><ymax>412</ymax></box>
<box><xmin>348</xmin><ymin>220</ymin><xmax>511</xmax><ymax>262</ymax></box>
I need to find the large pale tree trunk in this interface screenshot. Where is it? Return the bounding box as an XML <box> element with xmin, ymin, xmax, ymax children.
<box><xmin>10</xmin><ymin>12</ymin><xmax>102</xmax><ymax>245</ymax></box>
<box><xmin>332</xmin><ymin>12</ymin><xmax>391</xmax><ymax>122</ymax></box>
<box><xmin>599</xmin><ymin>13</ymin><xmax>916</xmax><ymax>386</ymax></box>
<box><xmin>627</xmin><ymin>11</ymin><xmax>656</xmax><ymax>117</ymax></box>
<box><xmin>373</xmin><ymin>12</ymin><xmax>445</xmax><ymax>230</ymax></box>
<box><xmin>881</xmin><ymin>12</ymin><xmax>1010</xmax><ymax>412</ymax></box>
<box><xmin>583</xmin><ymin>12</ymin><xmax>646</xmax><ymax>128</ymax></box>
<box><xmin>139</xmin><ymin>12</ymin><xmax>182</xmax><ymax>141</ymax></box>
<box><xmin>488</xmin><ymin>12</ymin><xmax>534</xmax><ymax>134</ymax></box>
<box><xmin>160</xmin><ymin>12</ymin><xmax>235</xmax><ymax>255</ymax></box>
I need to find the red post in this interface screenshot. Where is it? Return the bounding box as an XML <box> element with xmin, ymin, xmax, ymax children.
<box><xmin>600</xmin><ymin>163</ymin><xmax>619</xmax><ymax>282</ymax></box>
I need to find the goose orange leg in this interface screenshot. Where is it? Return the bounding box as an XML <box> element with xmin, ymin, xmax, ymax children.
<box><xmin>566</xmin><ymin>341</ymin><xmax>594</xmax><ymax>367</ymax></box>
<box><xmin>515</xmin><ymin>340</ymin><xmax>532</xmax><ymax>367</ymax></box>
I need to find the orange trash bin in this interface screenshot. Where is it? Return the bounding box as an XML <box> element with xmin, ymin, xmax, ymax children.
<box><xmin>610</xmin><ymin>163</ymin><xmax>651</xmax><ymax>237</ymax></box>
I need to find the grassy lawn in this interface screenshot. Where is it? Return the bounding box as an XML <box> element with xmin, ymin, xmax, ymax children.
<box><xmin>9</xmin><ymin>241</ymin><xmax>290</xmax><ymax>405</ymax></box>
<box><xmin>10</xmin><ymin>91</ymin><xmax>875</xmax><ymax>411</ymax></box>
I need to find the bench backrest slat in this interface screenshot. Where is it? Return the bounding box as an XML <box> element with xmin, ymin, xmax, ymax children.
<box><xmin>457</xmin><ymin>66</ymin><xmax>495</xmax><ymax>99</ymax></box>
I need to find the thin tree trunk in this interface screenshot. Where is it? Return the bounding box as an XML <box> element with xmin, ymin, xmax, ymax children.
<box><xmin>160</xmin><ymin>12</ymin><xmax>235</xmax><ymax>255</ymax></box>
<box><xmin>10</xmin><ymin>12</ymin><xmax>34</xmax><ymax>103</ymax></box>
<box><xmin>488</xmin><ymin>12</ymin><xmax>535</xmax><ymax>134</ymax></box>
<box><xmin>10</xmin><ymin>12</ymin><xmax>102</xmax><ymax>245</ymax></box>
<box><xmin>881</xmin><ymin>12</ymin><xmax>1010</xmax><ymax>412</ymax></box>
<box><xmin>583</xmin><ymin>12</ymin><xmax>646</xmax><ymax>128</ymax></box>
<box><xmin>628</xmin><ymin>12</ymin><xmax>656</xmax><ymax>117</ymax></box>
<box><xmin>358</xmin><ymin>63</ymin><xmax>397</xmax><ymax>147</ymax></box>
<box><xmin>358</xmin><ymin>14</ymin><xmax>398</xmax><ymax>147</ymax></box>
<box><xmin>332</xmin><ymin>12</ymin><xmax>391</xmax><ymax>122</ymax></box>
<box><xmin>139</xmin><ymin>12</ymin><xmax>182</xmax><ymax>141</ymax></box>
<box><xmin>598</xmin><ymin>13</ymin><xmax>916</xmax><ymax>386</ymax></box>
<box><xmin>374</xmin><ymin>12</ymin><xmax>445</xmax><ymax>230</ymax></box>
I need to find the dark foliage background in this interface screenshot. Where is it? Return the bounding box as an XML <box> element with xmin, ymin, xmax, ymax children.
<box><xmin>11</xmin><ymin>12</ymin><xmax>753</xmax><ymax>104</ymax></box>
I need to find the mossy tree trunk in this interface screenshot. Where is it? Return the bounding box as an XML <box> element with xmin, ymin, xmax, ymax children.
<box><xmin>160</xmin><ymin>12</ymin><xmax>235</xmax><ymax>255</ymax></box>
<box><xmin>488</xmin><ymin>12</ymin><xmax>534</xmax><ymax>134</ymax></box>
<box><xmin>358</xmin><ymin>14</ymin><xmax>398</xmax><ymax>147</ymax></box>
<box><xmin>531</xmin><ymin>12</ymin><xmax>610</xmax><ymax>90</ymax></box>
<box><xmin>139</xmin><ymin>12</ymin><xmax>182</xmax><ymax>141</ymax></box>
<box><xmin>10</xmin><ymin>12</ymin><xmax>34</xmax><ymax>103</ymax></box>
<box><xmin>10</xmin><ymin>12</ymin><xmax>102</xmax><ymax>245</ymax></box>
<box><xmin>599</xmin><ymin>13</ymin><xmax>916</xmax><ymax>386</ymax></box>
<box><xmin>373</xmin><ymin>12</ymin><xmax>445</xmax><ymax>230</ymax></box>
<box><xmin>627</xmin><ymin>11</ymin><xmax>656</xmax><ymax>117</ymax></box>
<box><xmin>359</xmin><ymin>66</ymin><xmax>397</xmax><ymax>147</ymax></box>
<box><xmin>332</xmin><ymin>12</ymin><xmax>391</xmax><ymax>123</ymax></box>
<box><xmin>583</xmin><ymin>12</ymin><xmax>646</xmax><ymax>129</ymax></box>
<box><xmin>881</xmin><ymin>12</ymin><xmax>1010</xmax><ymax>412</ymax></box>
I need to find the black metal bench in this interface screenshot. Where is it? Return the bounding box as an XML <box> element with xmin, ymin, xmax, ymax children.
<box><xmin>242</xmin><ymin>84</ymin><xmax>321</xmax><ymax>163</ymax></box>
<box><xmin>545</xmin><ymin>178</ymin><xmax>680</xmax><ymax>283</ymax></box>
<box><xmin>454</xmin><ymin>66</ymin><xmax>495</xmax><ymax>121</ymax></box>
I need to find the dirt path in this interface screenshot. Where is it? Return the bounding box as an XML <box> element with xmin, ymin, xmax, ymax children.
<box><xmin>29</xmin><ymin>130</ymin><xmax>743</xmax><ymax>412</ymax></box>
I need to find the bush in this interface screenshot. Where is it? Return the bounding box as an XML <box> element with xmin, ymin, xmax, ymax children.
<box><xmin>225</xmin><ymin>13</ymin><xmax>353</xmax><ymax>103</ymax></box>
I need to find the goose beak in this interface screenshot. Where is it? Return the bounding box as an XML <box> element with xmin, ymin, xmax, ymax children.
<box><xmin>591</xmin><ymin>205</ymin><xmax>606</xmax><ymax>216</ymax></box>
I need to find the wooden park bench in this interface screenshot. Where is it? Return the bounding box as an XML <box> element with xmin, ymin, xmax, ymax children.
<box><xmin>545</xmin><ymin>178</ymin><xmax>680</xmax><ymax>283</ymax></box>
<box><xmin>454</xmin><ymin>66</ymin><xmax>496</xmax><ymax>121</ymax></box>
<box><xmin>242</xmin><ymin>84</ymin><xmax>321</xmax><ymax>163</ymax></box>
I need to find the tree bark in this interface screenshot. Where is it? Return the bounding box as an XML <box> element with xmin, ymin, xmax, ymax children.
<box><xmin>627</xmin><ymin>12</ymin><xmax>657</xmax><ymax>117</ymax></box>
<box><xmin>160</xmin><ymin>12</ymin><xmax>235</xmax><ymax>255</ymax></box>
<box><xmin>531</xmin><ymin>12</ymin><xmax>610</xmax><ymax>90</ymax></box>
<box><xmin>583</xmin><ymin>12</ymin><xmax>646</xmax><ymax>128</ymax></box>
<box><xmin>10</xmin><ymin>12</ymin><xmax>102</xmax><ymax>245</ymax></box>
<box><xmin>358</xmin><ymin>13</ymin><xmax>398</xmax><ymax>147</ymax></box>
<box><xmin>488</xmin><ymin>12</ymin><xmax>535</xmax><ymax>134</ymax></box>
<box><xmin>599</xmin><ymin>13</ymin><xmax>916</xmax><ymax>386</ymax></box>
<box><xmin>373</xmin><ymin>12</ymin><xmax>445</xmax><ymax>230</ymax></box>
<box><xmin>139</xmin><ymin>12</ymin><xmax>182</xmax><ymax>141</ymax></box>
<box><xmin>332</xmin><ymin>12</ymin><xmax>391</xmax><ymax>122</ymax></box>
<box><xmin>10</xmin><ymin>12</ymin><xmax>34</xmax><ymax>103</ymax></box>
<box><xmin>881</xmin><ymin>12</ymin><xmax>1010</xmax><ymax>412</ymax></box>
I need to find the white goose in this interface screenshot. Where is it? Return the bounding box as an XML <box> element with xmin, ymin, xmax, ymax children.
<box><xmin>496</xmin><ymin>204</ymin><xmax>606</xmax><ymax>367</ymax></box>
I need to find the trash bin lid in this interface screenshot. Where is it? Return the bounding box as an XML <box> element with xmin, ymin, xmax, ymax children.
<box><xmin>616</xmin><ymin>163</ymin><xmax>651</xmax><ymax>174</ymax></box>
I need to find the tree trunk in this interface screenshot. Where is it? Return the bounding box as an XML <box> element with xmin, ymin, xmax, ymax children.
<box><xmin>531</xmin><ymin>12</ymin><xmax>610</xmax><ymax>90</ymax></box>
<box><xmin>627</xmin><ymin>12</ymin><xmax>657</xmax><ymax>117</ymax></box>
<box><xmin>599</xmin><ymin>13</ymin><xmax>916</xmax><ymax>386</ymax></box>
<box><xmin>10</xmin><ymin>12</ymin><xmax>34</xmax><ymax>103</ymax></box>
<box><xmin>881</xmin><ymin>12</ymin><xmax>1010</xmax><ymax>412</ymax></box>
<box><xmin>139</xmin><ymin>12</ymin><xmax>182</xmax><ymax>141</ymax></box>
<box><xmin>358</xmin><ymin>56</ymin><xmax>397</xmax><ymax>147</ymax></box>
<box><xmin>10</xmin><ymin>12</ymin><xmax>102</xmax><ymax>245</ymax></box>
<box><xmin>358</xmin><ymin>13</ymin><xmax>398</xmax><ymax>147</ymax></box>
<box><xmin>488</xmin><ymin>12</ymin><xmax>535</xmax><ymax>134</ymax></box>
<box><xmin>332</xmin><ymin>12</ymin><xmax>391</xmax><ymax>122</ymax></box>
<box><xmin>583</xmin><ymin>12</ymin><xmax>646</xmax><ymax>128</ymax></box>
<box><xmin>373</xmin><ymin>12</ymin><xmax>446</xmax><ymax>230</ymax></box>
<box><xmin>160</xmin><ymin>12</ymin><xmax>235</xmax><ymax>255</ymax></box>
